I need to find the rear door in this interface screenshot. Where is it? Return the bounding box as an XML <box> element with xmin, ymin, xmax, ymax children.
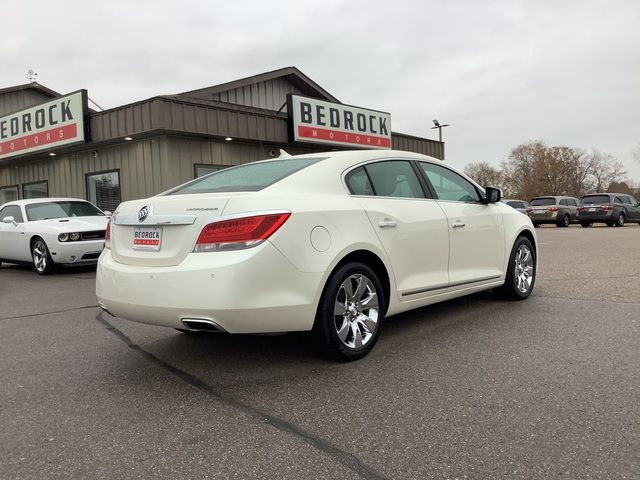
<box><xmin>346</xmin><ymin>160</ymin><xmax>450</xmax><ymax>297</ymax></box>
<box><xmin>417</xmin><ymin>161</ymin><xmax>505</xmax><ymax>286</ymax></box>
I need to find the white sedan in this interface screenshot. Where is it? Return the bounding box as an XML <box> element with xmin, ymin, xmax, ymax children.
<box><xmin>97</xmin><ymin>150</ymin><xmax>537</xmax><ymax>361</ymax></box>
<box><xmin>0</xmin><ymin>198</ymin><xmax>109</xmax><ymax>274</ymax></box>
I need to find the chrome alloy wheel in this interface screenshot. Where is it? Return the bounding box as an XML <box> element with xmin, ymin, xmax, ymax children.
<box><xmin>514</xmin><ymin>244</ymin><xmax>534</xmax><ymax>294</ymax></box>
<box><xmin>333</xmin><ymin>274</ymin><xmax>379</xmax><ymax>349</ymax></box>
<box><xmin>32</xmin><ymin>240</ymin><xmax>48</xmax><ymax>273</ymax></box>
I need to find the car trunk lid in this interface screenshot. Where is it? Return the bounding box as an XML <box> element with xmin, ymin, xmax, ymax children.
<box><xmin>110</xmin><ymin>194</ymin><xmax>234</xmax><ymax>267</ymax></box>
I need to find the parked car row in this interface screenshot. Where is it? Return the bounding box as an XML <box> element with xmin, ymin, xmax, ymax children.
<box><xmin>503</xmin><ymin>193</ymin><xmax>640</xmax><ymax>228</ymax></box>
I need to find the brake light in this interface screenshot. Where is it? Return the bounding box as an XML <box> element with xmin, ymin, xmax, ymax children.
<box><xmin>104</xmin><ymin>218</ymin><xmax>112</xmax><ymax>249</ymax></box>
<box><xmin>194</xmin><ymin>212</ymin><xmax>291</xmax><ymax>252</ymax></box>
<box><xmin>576</xmin><ymin>207</ymin><xmax>583</xmax><ymax>212</ymax></box>
<box><xmin>602</xmin><ymin>204</ymin><xmax>613</xmax><ymax>211</ymax></box>
<box><xmin>547</xmin><ymin>207</ymin><xmax>559</xmax><ymax>212</ymax></box>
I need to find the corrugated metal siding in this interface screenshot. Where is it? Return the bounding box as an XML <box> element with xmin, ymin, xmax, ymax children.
<box><xmin>89</xmin><ymin>98</ymin><xmax>290</xmax><ymax>145</ymax></box>
<box><xmin>392</xmin><ymin>134</ymin><xmax>444</xmax><ymax>160</ymax></box>
<box><xmin>0</xmin><ymin>137</ymin><xmax>169</xmax><ymax>201</ymax></box>
<box><xmin>0</xmin><ymin>90</ymin><xmax>53</xmax><ymax>117</ymax></box>
<box><xmin>210</xmin><ymin>78</ymin><xmax>303</xmax><ymax>111</ymax></box>
<box><xmin>89</xmin><ymin>99</ymin><xmax>159</xmax><ymax>142</ymax></box>
<box><xmin>165</xmin><ymin>136</ymin><xmax>279</xmax><ymax>187</ymax></box>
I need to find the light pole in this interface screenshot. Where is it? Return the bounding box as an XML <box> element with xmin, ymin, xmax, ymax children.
<box><xmin>430</xmin><ymin>119</ymin><xmax>450</xmax><ymax>142</ymax></box>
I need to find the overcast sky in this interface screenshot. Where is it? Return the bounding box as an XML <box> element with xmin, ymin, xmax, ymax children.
<box><xmin>3</xmin><ymin>0</ymin><xmax>639</xmax><ymax>181</ymax></box>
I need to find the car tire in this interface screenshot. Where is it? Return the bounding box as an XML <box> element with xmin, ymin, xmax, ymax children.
<box><xmin>580</xmin><ymin>222</ymin><xmax>591</xmax><ymax>228</ymax></box>
<box><xmin>557</xmin><ymin>214</ymin><xmax>570</xmax><ymax>227</ymax></box>
<box><xmin>616</xmin><ymin>213</ymin><xmax>625</xmax><ymax>227</ymax></box>
<box><xmin>31</xmin><ymin>237</ymin><xmax>55</xmax><ymax>275</ymax></box>
<box><xmin>494</xmin><ymin>236</ymin><xmax>536</xmax><ymax>301</ymax></box>
<box><xmin>312</xmin><ymin>262</ymin><xmax>385</xmax><ymax>361</ymax></box>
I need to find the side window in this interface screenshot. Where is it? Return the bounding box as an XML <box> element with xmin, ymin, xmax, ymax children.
<box><xmin>418</xmin><ymin>162</ymin><xmax>480</xmax><ymax>202</ymax></box>
<box><xmin>570</xmin><ymin>199</ymin><xmax>578</xmax><ymax>206</ymax></box>
<box><xmin>614</xmin><ymin>196</ymin><xmax>622</xmax><ymax>204</ymax></box>
<box><xmin>559</xmin><ymin>199</ymin><xmax>567</xmax><ymax>206</ymax></box>
<box><xmin>620</xmin><ymin>196</ymin><xmax>632</xmax><ymax>205</ymax></box>
<box><xmin>0</xmin><ymin>205</ymin><xmax>24</xmax><ymax>223</ymax></box>
<box><xmin>345</xmin><ymin>167</ymin><xmax>375</xmax><ymax>196</ymax></box>
<box><xmin>365</xmin><ymin>161</ymin><xmax>426</xmax><ymax>199</ymax></box>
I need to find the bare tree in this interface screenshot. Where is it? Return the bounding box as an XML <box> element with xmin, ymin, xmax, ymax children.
<box><xmin>463</xmin><ymin>162</ymin><xmax>502</xmax><ymax>188</ymax></box>
<box><xmin>501</xmin><ymin>141</ymin><xmax>546</xmax><ymax>199</ymax></box>
<box><xmin>589</xmin><ymin>149</ymin><xmax>627</xmax><ymax>192</ymax></box>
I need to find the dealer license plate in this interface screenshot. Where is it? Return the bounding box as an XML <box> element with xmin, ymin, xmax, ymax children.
<box><xmin>133</xmin><ymin>227</ymin><xmax>162</xmax><ymax>251</ymax></box>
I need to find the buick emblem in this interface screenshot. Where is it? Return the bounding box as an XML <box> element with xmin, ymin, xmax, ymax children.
<box><xmin>138</xmin><ymin>205</ymin><xmax>150</xmax><ymax>222</ymax></box>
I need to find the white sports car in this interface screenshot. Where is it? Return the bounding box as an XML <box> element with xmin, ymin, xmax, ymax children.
<box><xmin>97</xmin><ymin>150</ymin><xmax>537</xmax><ymax>360</ymax></box>
<box><xmin>0</xmin><ymin>198</ymin><xmax>109</xmax><ymax>274</ymax></box>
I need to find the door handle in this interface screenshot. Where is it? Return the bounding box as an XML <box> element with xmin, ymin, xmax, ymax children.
<box><xmin>452</xmin><ymin>222</ymin><xmax>466</xmax><ymax>229</ymax></box>
<box><xmin>378</xmin><ymin>219</ymin><xmax>397</xmax><ymax>228</ymax></box>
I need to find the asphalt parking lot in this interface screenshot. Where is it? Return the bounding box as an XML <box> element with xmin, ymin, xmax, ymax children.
<box><xmin>1</xmin><ymin>225</ymin><xmax>638</xmax><ymax>479</ymax></box>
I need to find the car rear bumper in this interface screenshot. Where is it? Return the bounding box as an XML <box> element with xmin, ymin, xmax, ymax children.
<box><xmin>96</xmin><ymin>242</ymin><xmax>323</xmax><ymax>334</ymax></box>
<box><xmin>527</xmin><ymin>213</ymin><xmax>558</xmax><ymax>224</ymax></box>
<box><xmin>576</xmin><ymin>212</ymin><xmax>614</xmax><ymax>223</ymax></box>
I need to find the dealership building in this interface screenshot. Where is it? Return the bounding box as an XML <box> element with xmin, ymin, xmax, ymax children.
<box><xmin>0</xmin><ymin>67</ymin><xmax>444</xmax><ymax>211</ymax></box>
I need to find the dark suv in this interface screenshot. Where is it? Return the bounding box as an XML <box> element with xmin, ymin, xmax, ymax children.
<box><xmin>526</xmin><ymin>196</ymin><xmax>580</xmax><ymax>227</ymax></box>
<box><xmin>577</xmin><ymin>193</ymin><xmax>640</xmax><ymax>227</ymax></box>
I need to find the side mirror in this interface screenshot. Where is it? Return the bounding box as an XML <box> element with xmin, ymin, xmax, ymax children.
<box><xmin>484</xmin><ymin>187</ymin><xmax>502</xmax><ymax>204</ymax></box>
<box><xmin>2</xmin><ymin>216</ymin><xmax>17</xmax><ymax>226</ymax></box>
<box><xmin>103</xmin><ymin>210</ymin><xmax>112</xmax><ymax>217</ymax></box>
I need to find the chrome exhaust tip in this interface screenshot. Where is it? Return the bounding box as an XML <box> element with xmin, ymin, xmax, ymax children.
<box><xmin>181</xmin><ymin>318</ymin><xmax>227</xmax><ymax>333</ymax></box>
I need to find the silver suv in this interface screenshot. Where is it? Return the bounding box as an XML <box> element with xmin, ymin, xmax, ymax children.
<box><xmin>526</xmin><ymin>196</ymin><xmax>579</xmax><ymax>227</ymax></box>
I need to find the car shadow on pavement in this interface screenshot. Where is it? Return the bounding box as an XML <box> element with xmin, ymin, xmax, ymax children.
<box><xmin>1</xmin><ymin>262</ymin><xmax>97</xmax><ymax>275</ymax></box>
<box><xmin>103</xmin><ymin>290</ymin><xmax>506</xmax><ymax>387</ymax></box>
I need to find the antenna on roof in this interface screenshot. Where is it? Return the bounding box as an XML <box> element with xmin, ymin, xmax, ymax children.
<box><xmin>26</xmin><ymin>69</ymin><xmax>38</xmax><ymax>84</ymax></box>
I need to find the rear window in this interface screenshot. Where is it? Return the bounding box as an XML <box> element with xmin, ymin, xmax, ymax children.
<box><xmin>580</xmin><ymin>195</ymin><xmax>610</xmax><ymax>205</ymax></box>
<box><xmin>167</xmin><ymin>157</ymin><xmax>323</xmax><ymax>195</ymax></box>
<box><xmin>530</xmin><ymin>197</ymin><xmax>556</xmax><ymax>206</ymax></box>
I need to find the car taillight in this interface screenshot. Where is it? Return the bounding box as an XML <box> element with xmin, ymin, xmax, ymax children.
<box><xmin>547</xmin><ymin>207</ymin><xmax>559</xmax><ymax>212</ymax></box>
<box><xmin>576</xmin><ymin>207</ymin><xmax>583</xmax><ymax>212</ymax></box>
<box><xmin>602</xmin><ymin>204</ymin><xmax>613</xmax><ymax>211</ymax></box>
<box><xmin>193</xmin><ymin>212</ymin><xmax>291</xmax><ymax>252</ymax></box>
<box><xmin>525</xmin><ymin>208</ymin><xmax>532</xmax><ymax>213</ymax></box>
<box><xmin>105</xmin><ymin>219</ymin><xmax>112</xmax><ymax>249</ymax></box>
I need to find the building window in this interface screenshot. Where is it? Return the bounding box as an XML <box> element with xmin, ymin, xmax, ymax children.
<box><xmin>86</xmin><ymin>170</ymin><xmax>121</xmax><ymax>213</ymax></box>
<box><xmin>194</xmin><ymin>164</ymin><xmax>225</xmax><ymax>178</ymax></box>
<box><xmin>0</xmin><ymin>185</ymin><xmax>19</xmax><ymax>204</ymax></box>
<box><xmin>23</xmin><ymin>181</ymin><xmax>49</xmax><ymax>199</ymax></box>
